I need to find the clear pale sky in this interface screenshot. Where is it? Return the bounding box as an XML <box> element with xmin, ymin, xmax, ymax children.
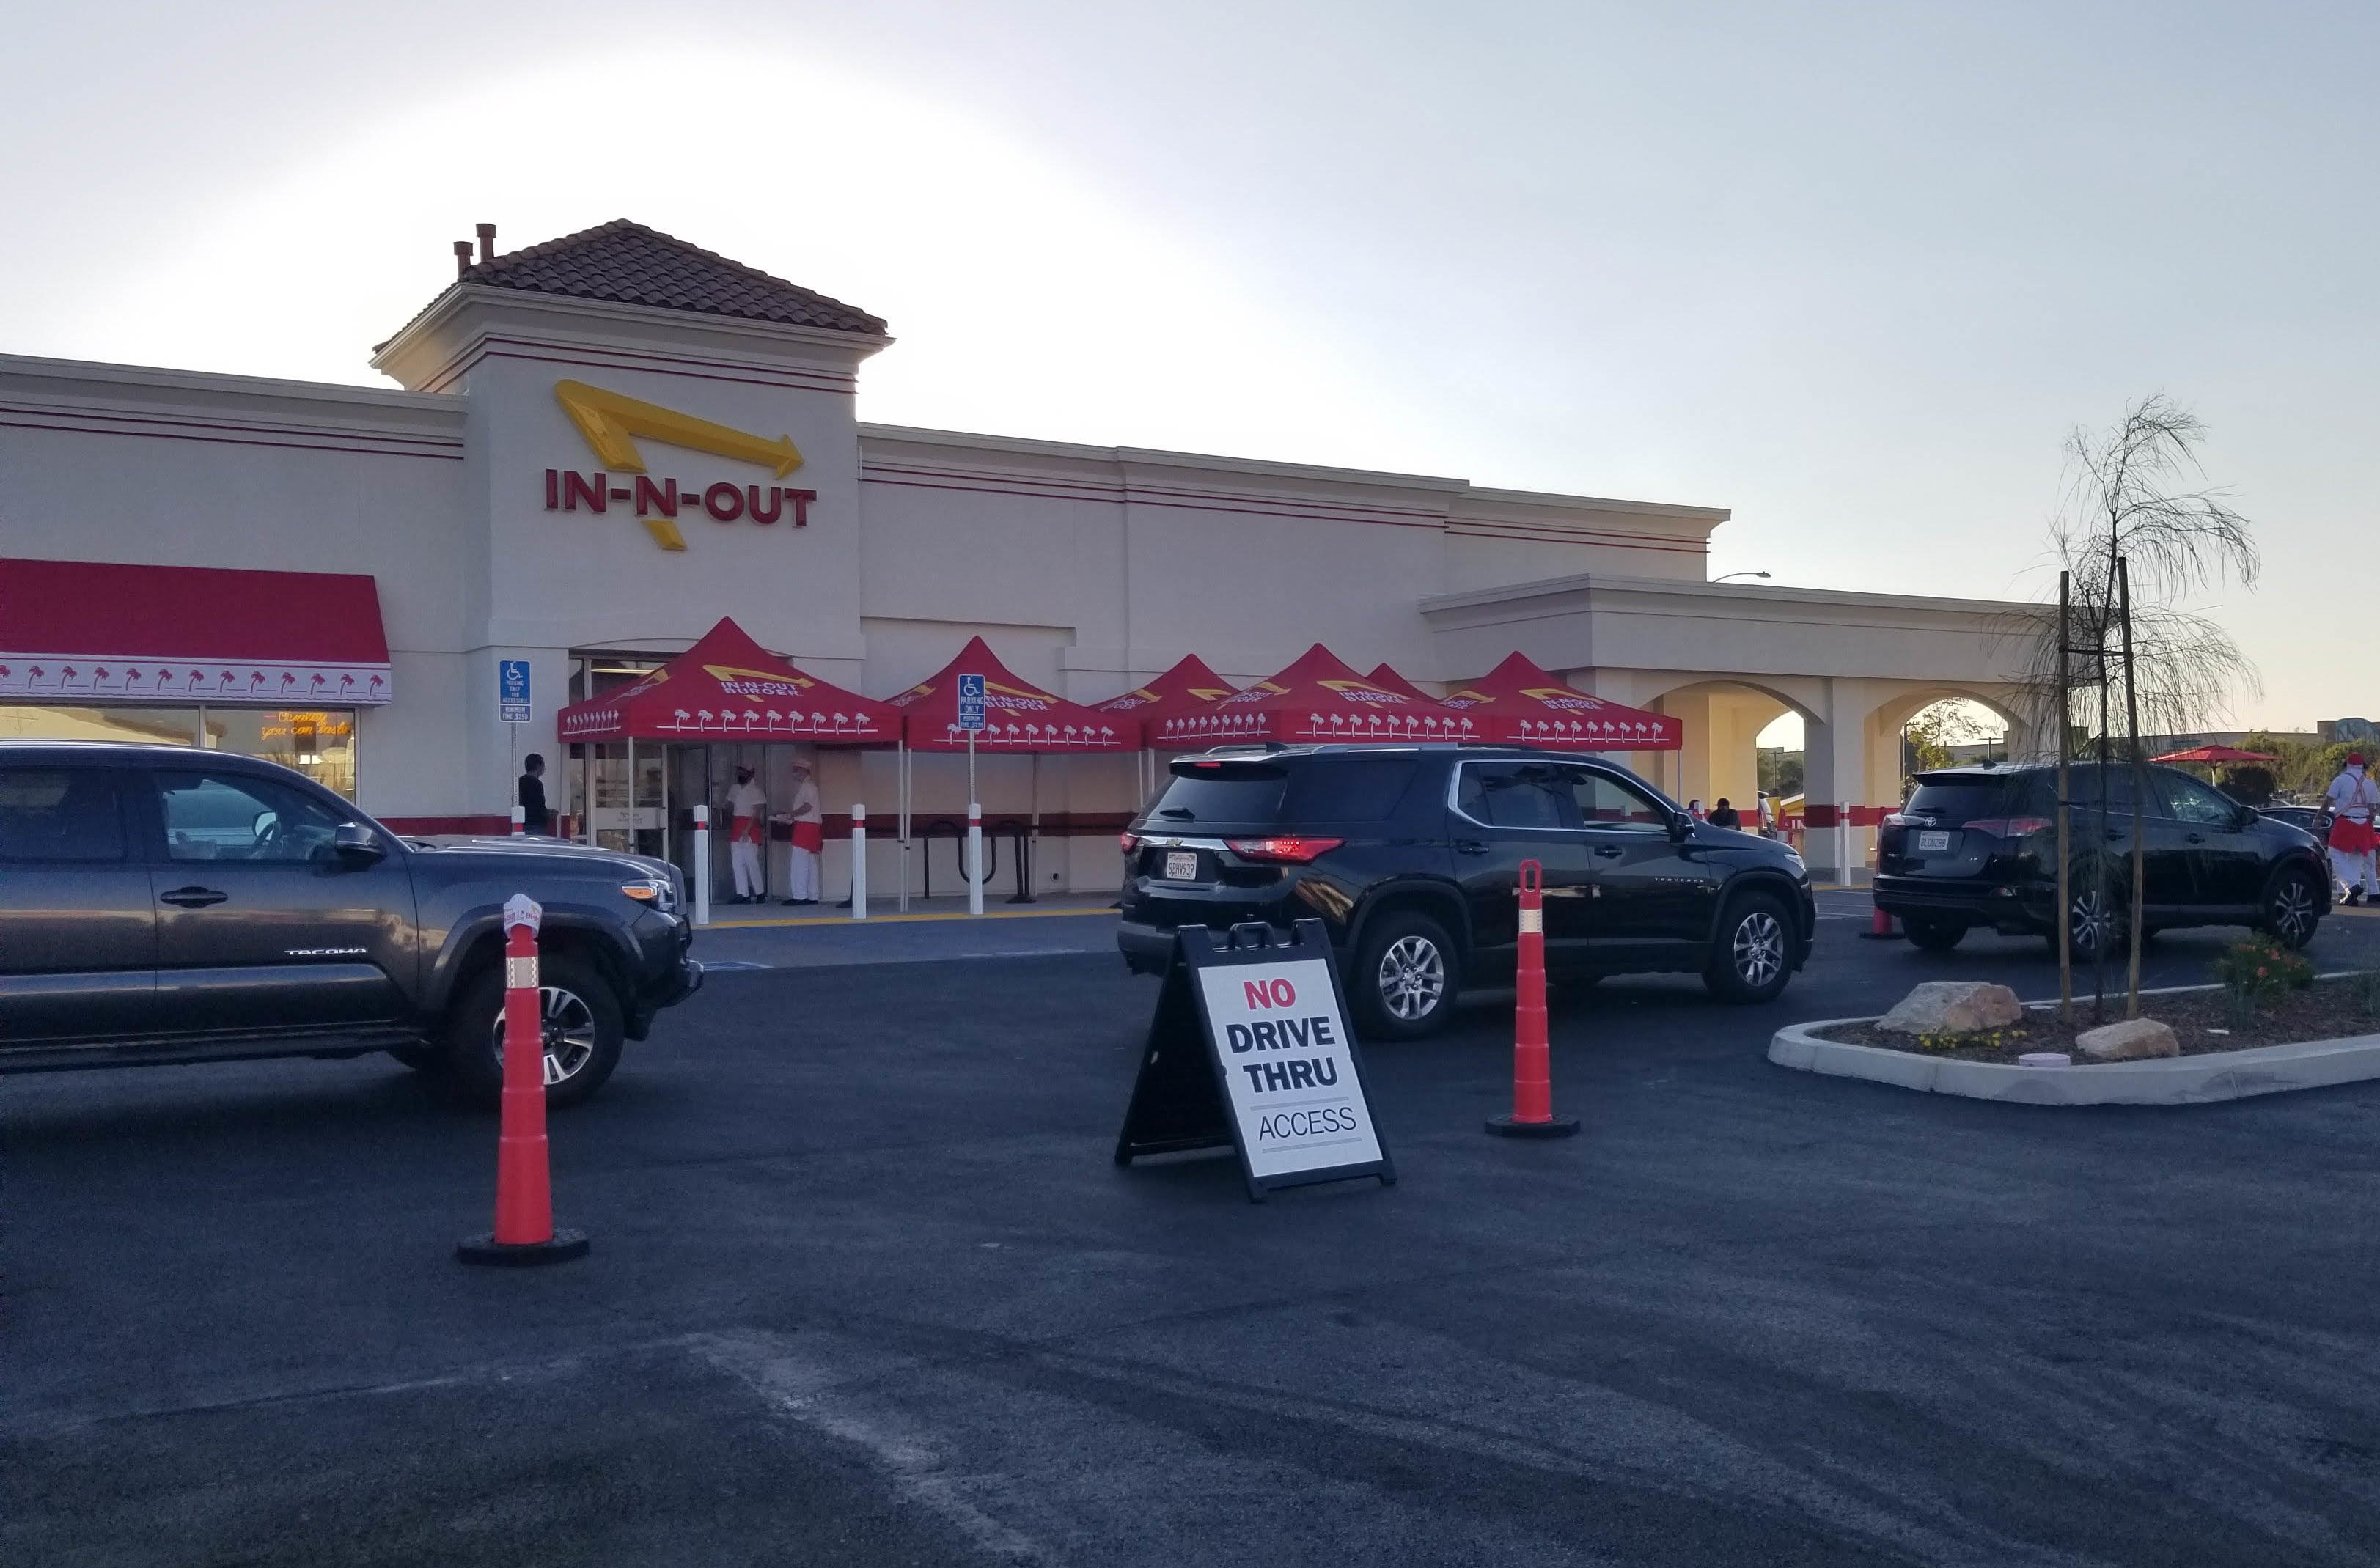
<box><xmin>5</xmin><ymin>2</ymin><xmax>2370</xmax><ymax>732</ymax></box>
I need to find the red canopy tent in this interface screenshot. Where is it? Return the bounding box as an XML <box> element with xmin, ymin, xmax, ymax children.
<box><xmin>889</xmin><ymin>636</ymin><xmax>1138</xmax><ymax>751</ymax></box>
<box><xmin>1153</xmin><ymin>644</ymin><xmax>1476</xmax><ymax>746</ymax></box>
<box><xmin>557</xmin><ymin>617</ymin><xmax>899</xmax><ymax>743</ymax></box>
<box><xmin>1365</xmin><ymin>662</ymin><xmax>1445</xmax><ymax>705</ymax></box>
<box><xmin>1100</xmin><ymin>654</ymin><xmax>1235</xmax><ymax>793</ymax></box>
<box><xmin>1440</xmin><ymin>652</ymin><xmax>1682</xmax><ymax>749</ymax></box>
<box><xmin>1097</xmin><ymin>653</ymin><xmax>1235</xmax><ymax>726</ymax></box>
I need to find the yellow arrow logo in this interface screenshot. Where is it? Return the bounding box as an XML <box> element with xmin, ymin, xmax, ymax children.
<box><xmin>554</xmin><ymin>380</ymin><xmax>805</xmax><ymax>478</ymax></box>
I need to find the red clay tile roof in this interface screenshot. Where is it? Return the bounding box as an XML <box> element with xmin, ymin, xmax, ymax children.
<box><xmin>451</xmin><ymin>220</ymin><xmax>886</xmax><ymax>335</ymax></box>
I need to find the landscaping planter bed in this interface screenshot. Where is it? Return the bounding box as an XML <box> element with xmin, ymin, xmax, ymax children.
<box><xmin>1814</xmin><ymin>977</ymin><xmax>2379</xmax><ymax>1064</ymax></box>
<box><xmin>1770</xmin><ymin>977</ymin><xmax>2380</xmax><ymax>1105</ymax></box>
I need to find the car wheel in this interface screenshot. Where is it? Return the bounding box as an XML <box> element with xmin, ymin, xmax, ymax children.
<box><xmin>2261</xmin><ymin>866</ymin><xmax>2322</xmax><ymax>949</ymax></box>
<box><xmin>443</xmin><ymin>952</ymin><xmax>625</xmax><ymax>1109</ymax></box>
<box><xmin>1901</xmin><ymin>913</ymin><xmax>1968</xmax><ymax>952</ymax></box>
<box><xmin>1352</xmin><ymin>910</ymin><xmax>1461</xmax><ymax>1040</ymax></box>
<box><xmin>1703</xmin><ymin>893</ymin><xmax>1793</xmax><ymax>1004</ymax></box>
<box><xmin>2062</xmin><ymin>883</ymin><xmax>2124</xmax><ymax>964</ymax></box>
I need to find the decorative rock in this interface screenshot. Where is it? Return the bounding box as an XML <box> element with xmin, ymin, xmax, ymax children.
<box><xmin>2075</xmin><ymin>1017</ymin><xmax>2181</xmax><ymax>1061</ymax></box>
<box><xmin>1876</xmin><ymin>981</ymin><xmax>2024</xmax><ymax>1036</ymax></box>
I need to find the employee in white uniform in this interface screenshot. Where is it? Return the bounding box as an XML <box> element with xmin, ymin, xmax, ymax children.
<box><xmin>724</xmin><ymin>764</ymin><xmax>768</xmax><ymax>904</ymax></box>
<box><xmin>778</xmin><ymin>759</ymin><xmax>823</xmax><ymax>905</ymax></box>
<box><xmin>2324</xmin><ymin>751</ymin><xmax>2379</xmax><ymax>906</ymax></box>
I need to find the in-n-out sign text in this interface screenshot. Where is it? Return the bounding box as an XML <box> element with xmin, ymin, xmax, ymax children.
<box><xmin>545</xmin><ymin>471</ymin><xmax>815</xmax><ymax>526</ymax></box>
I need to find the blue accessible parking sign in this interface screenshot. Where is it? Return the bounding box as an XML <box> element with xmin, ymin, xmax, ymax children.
<box><xmin>499</xmin><ymin>660</ymin><xmax>531</xmax><ymax>723</ymax></box>
<box><xmin>958</xmin><ymin>672</ymin><xmax>986</xmax><ymax>732</ymax></box>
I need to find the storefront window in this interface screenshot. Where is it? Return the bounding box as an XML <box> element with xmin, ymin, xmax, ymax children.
<box><xmin>0</xmin><ymin>705</ymin><xmax>200</xmax><ymax>745</ymax></box>
<box><xmin>203</xmin><ymin>709</ymin><xmax>359</xmax><ymax>798</ymax></box>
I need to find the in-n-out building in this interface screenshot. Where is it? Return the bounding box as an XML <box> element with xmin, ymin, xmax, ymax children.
<box><xmin>0</xmin><ymin>220</ymin><xmax>2040</xmax><ymax>891</ymax></box>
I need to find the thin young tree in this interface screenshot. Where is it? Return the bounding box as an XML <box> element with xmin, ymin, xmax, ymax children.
<box><xmin>2017</xmin><ymin>395</ymin><xmax>2259</xmax><ymax>1017</ymax></box>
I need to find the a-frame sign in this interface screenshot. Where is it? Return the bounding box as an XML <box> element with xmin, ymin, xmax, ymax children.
<box><xmin>1114</xmin><ymin>919</ymin><xmax>1395</xmax><ymax>1202</ymax></box>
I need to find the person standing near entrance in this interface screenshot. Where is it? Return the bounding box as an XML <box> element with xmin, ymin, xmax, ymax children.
<box><xmin>516</xmin><ymin>753</ymin><xmax>552</xmax><ymax>836</ymax></box>
<box><xmin>2324</xmin><ymin>752</ymin><xmax>2379</xmax><ymax>906</ymax></box>
<box><xmin>778</xmin><ymin>759</ymin><xmax>823</xmax><ymax>905</ymax></box>
<box><xmin>723</xmin><ymin>764</ymin><xmax>767</xmax><ymax>904</ymax></box>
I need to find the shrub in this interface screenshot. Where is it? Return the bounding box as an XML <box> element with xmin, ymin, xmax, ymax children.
<box><xmin>2213</xmin><ymin>935</ymin><xmax>2313</xmax><ymax>1021</ymax></box>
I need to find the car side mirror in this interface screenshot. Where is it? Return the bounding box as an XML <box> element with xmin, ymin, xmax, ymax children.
<box><xmin>333</xmin><ymin>822</ymin><xmax>386</xmax><ymax>863</ymax></box>
<box><xmin>1667</xmin><ymin>812</ymin><xmax>1694</xmax><ymax>842</ymax></box>
<box><xmin>2237</xmin><ymin>806</ymin><xmax>2262</xmax><ymax>831</ymax></box>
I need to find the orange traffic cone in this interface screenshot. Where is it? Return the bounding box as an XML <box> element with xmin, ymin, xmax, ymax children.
<box><xmin>1487</xmin><ymin>859</ymin><xmax>1581</xmax><ymax>1138</ymax></box>
<box><xmin>458</xmin><ymin>894</ymin><xmax>589</xmax><ymax>1265</ymax></box>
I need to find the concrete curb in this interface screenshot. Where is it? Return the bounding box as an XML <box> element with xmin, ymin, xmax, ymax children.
<box><xmin>1769</xmin><ymin>1017</ymin><xmax>2380</xmax><ymax>1105</ymax></box>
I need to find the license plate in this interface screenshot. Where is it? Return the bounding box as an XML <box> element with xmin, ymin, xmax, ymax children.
<box><xmin>1918</xmin><ymin>831</ymin><xmax>1951</xmax><ymax>852</ymax></box>
<box><xmin>1164</xmin><ymin>850</ymin><xmax>1199</xmax><ymax>881</ymax></box>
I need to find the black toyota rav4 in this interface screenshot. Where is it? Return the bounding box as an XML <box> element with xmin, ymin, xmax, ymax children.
<box><xmin>1873</xmin><ymin>761</ymin><xmax>2329</xmax><ymax>957</ymax></box>
<box><xmin>0</xmin><ymin>740</ymin><xmax>700</xmax><ymax>1105</ymax></box>
<box><xmin>1118</xmin><ymin>745</ymin><xmax>1815</xmax><ymax>1037</ymax></box>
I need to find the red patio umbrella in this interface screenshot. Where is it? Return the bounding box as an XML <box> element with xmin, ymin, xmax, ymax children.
<box><xmin>1152</xmin><ymin>644</ymin><xmax>1477</xmax><ymax>747</ymax></box>
<box><xmin>1440</xmin><ymin>652</ymin><xmax>1681</xmax><ymax>749</ymax></box>
<box><xmin>889</xmin><ymin>636</ymin><xmax>1137</xmax><ymax>751</ymax></box>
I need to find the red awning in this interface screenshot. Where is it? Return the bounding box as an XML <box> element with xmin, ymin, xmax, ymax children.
<box><xmin>891</xmin><ymin>636</ymin><xmax>1138</xmax><ymax>751</ymax></box>
<box><xmin>556</xmin><ymin>617</ymin><xmax>900</xmax><ymax>743</ymax></box>
<box><xmin>1097</xmin><ymin>654</ymin><xmax>1235</xmax><ymax>734</ymax></box>
<box><xmin>1441</xmin><ymin>652</ymin><xmax>1681</xmax><ymax>749</ymax></box>
<box><xmin>0</xmin><ymin>556</ymin><xmax>392</xmax><ymax>705</ymax></box>
<box><xmin>1156</xmin><ymin>644</ymin><xmax>1477</xmax><ymax>746</ymax></box>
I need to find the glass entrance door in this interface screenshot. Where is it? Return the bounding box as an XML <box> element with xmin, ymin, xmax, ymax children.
<box><xmin>586</xmin><ymin>742</ymin><xmax>665</xmax><ymax>853</ymax></box>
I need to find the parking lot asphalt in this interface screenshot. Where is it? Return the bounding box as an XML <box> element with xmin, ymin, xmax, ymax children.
<box><xmin>10</xmin><ymin>911</ymin><xmax>2380</xmax><ymax>1566</ymax></box>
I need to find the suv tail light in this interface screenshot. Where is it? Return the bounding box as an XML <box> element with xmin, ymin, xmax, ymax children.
<box><xmin>1962</xmin><ymin>817</ymin><xmax>2052</xmax><ymax>838</ymax></box>
<box><xmin>1225</xmin><ymin>836</ymin><xmax>1343</xmax><ymax>864</ymax></box>
<box><xmin>1119</xmin><ymin>831</ymin><xmax>1139</xmax><ymax>855</ymax></box>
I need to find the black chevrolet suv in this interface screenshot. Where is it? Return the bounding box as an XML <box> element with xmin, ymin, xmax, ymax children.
<box><xmin>1873</xmin><ymin>762</ymin><xmax>2329</xmax><ymax>957</ymax></box>
<box><xmin>0</xmin><ymin>741</ymin><xmax>700</xmax><ymax>1105</ymax></box>
<box><xmin>1118</xmin><ymin>746</ymin><xmax>1815</xmax><ymax>1037</ymax></box>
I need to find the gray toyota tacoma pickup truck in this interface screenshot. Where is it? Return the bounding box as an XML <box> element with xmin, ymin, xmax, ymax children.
<box><xmin>0</xmin><ymin>740</ymin><xmax>699</xmax><ymax>1105</ymax></box>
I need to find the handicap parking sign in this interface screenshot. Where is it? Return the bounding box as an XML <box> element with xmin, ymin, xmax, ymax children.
<box><xmin>499</xmin><ymin>660</ymin><xmax>532</xmax><ymax>723</ymax></box>
<box><xmin>958</xmin><ymin>672</ymin><xmax>986</xmax><ymax>732</ymax></box>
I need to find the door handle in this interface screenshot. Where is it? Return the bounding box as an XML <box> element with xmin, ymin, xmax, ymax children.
<box><xmin>160</xmin><ymin>886</ymin><xmax>227</xmax><ymax>908</ymax></box>
<box><xmin>1454</xmin><ymin>839</ymin><xmax>1489</xmax><ymax>856</ymax></box>
<box><xmin>1594</xmin><ymin>845</ymin><xmax>1625</xmax><ymax>858</ymax></box>
<box><xmin>2185</xmin><ymin>832</ymin><xmax>2206</xmax><ymax>844</ymax></box>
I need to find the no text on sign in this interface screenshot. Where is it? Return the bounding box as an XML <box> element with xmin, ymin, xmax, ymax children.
<box><xmin>499</xmin><ymin>660</ymin><xmax>532</xmax><ymax>723</ymax></box>
<box><xmin>958</xmin><ymin>671</ymin><xmax>987</xmax><ymax>732</ymax></box>
<box><xmin>1114</xmin><ymin>919</ymin><xmax>1393</xmax><ymax>1201</ymax></box>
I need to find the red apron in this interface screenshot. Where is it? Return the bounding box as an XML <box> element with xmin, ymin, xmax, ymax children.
<box><xmin>790</xmin><ymin>819</ymin><xmax>824</xmax><ymax>853</ymax></box>
<box><xmin>2329</xmin><ymin>815</ymin><xmax>2376</xmax><ymax>855</ymax></box>
<box><xmin>730</xmin><ymin>814</ymin><xmax>761</xmax><ymax>844</ymax></box>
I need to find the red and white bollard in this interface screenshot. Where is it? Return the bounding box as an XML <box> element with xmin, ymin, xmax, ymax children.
<box><xmin>1860</xmin><ymin>902</ymin><xmax>1900</xmax><ymax>940</ymax></box>
<box><xmin>510</xmin><ymin>803</ymin><xmax>526</xmax><ymax>836</ymax></box>
<box><xmin>1487</xmin><ymin>859</ymin><xmax>1581</xmax><ymax>1138</ymax></box>
<box><xmin>458</xmin><ymin>894</ymin><xmax>589</xmax><ymax>1265</ymax></box>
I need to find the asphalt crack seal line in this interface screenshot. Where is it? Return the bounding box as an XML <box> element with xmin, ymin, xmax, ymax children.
<box><xmin>690</xmin><ymin>1328</ymin><xmax>1048</xmax><ymax>1566</ymax></box>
